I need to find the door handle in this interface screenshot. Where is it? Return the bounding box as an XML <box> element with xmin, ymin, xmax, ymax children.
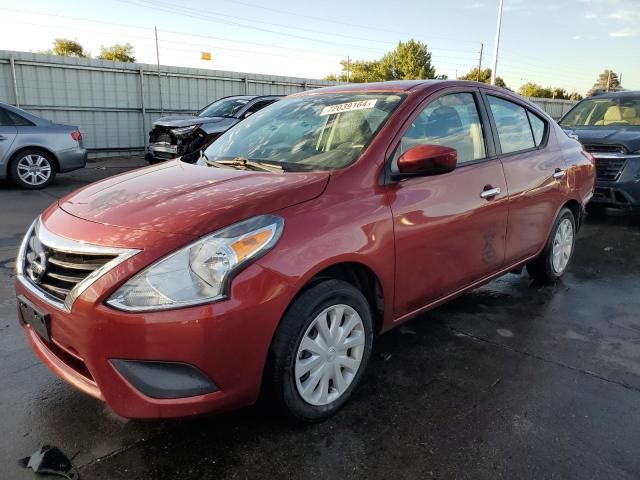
<box><xmin>480</xmin><ymin>187</ymin><xmax>501</xmax><ymax>199</ymax></box>
<box><xmin>553</xmin><ymin>169</ymin><xmax>566</xmax><ymax>180</ymax></box>
<box><xmin>0</xmin><ymin>135</ymin><xmax>6</xmax><ymax>141</ymax></box>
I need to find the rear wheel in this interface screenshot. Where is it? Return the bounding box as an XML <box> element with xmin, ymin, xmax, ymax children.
<box><xmin>267</xmin><ymin>279</ymin><xmax>374</xmax><ymax>422</ymax></box>
<box><xmin>527</xmin><ymin>207</ymin><xmax>576</xmax><ymax>283</ymax></box>
<box><xmin>9</xmin><ymin>149</ymin><xmax>56</xmax><ymax>189</ymax></box>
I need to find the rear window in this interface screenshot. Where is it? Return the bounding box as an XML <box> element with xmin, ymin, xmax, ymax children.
<box><xmin>0</xmin><ymin>108</ymin><xmax>12</xmax><ymax>126</ymax></box>
<box><xmin>7</xmin><ymin>110</ymin><xmax>33</xmax><ymax>126</ymax></box>
<box><xmin>0</xmin><ymin>108</ymin><xmax>34</xmax><ymax>126</ymax></box>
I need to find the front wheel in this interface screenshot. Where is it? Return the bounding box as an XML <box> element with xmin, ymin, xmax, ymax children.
<box><xmin>267</xmin><ymin>279</ymin><xmax>374</xmax><ymax>422</ymax></box>
<box><xmin>526</xmin><ymin>207</ymin><xmax>576</xmax><ymax>283</ymax></box>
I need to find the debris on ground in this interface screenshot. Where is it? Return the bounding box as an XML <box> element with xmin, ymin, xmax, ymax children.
<box><xmin>379</xmin><ymin>352</ymin><xmax>393</xmax><ymax>361</ymax></box>
<box><xmin>399</xmin><ymin>326</ymin><xmax>417</xmax><ymax>335</ymax></box>
<box><xmin>18</xmin><ymin>445</ymin><xmax>79</xmax><ymax>479</ymax></box>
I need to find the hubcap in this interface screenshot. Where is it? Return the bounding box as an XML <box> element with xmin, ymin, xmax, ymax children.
<box><xmin>17</xmin><ymin>155</ymin><xmax>52</xmax><ymax>186</ymax></box>
<box><xmin>552</xmin><ymin>218</ymin><xmax>574</xmax><ymax>274</ymax></box>
<box><xmin>295</xmin><ymin>304</ymin><xmax>365</xmax><ymax>406</ymax></box>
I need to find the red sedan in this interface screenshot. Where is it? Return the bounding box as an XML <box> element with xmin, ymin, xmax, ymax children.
<box><xmin>15</xmin><ymin>81</ymin><xmax>595</xmax><ymax>421</ymax></box>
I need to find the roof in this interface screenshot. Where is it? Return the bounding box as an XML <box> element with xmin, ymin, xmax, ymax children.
<box><xmin>294</xmin><ymin>80</ymin><xmax>514</xmax><ymax>97</ymax></box>
<box><xmin>589</xmin><ymin>90</ymin><xmax>640</xmax><ymax>99</ymax></box>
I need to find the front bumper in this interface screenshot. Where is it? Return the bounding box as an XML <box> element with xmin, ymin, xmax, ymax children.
<box><xmin>591</xmin><ymin>155</ymin><xmax>640</xmax><ymax>209</ymax></box>
<box><xmin>15</xmin><ymin>210</ymin><xmax>296</xmax><ymax>419</ymax></box>
<box><xmin>147</xmin><ymin>143</ymin><xmax>178</xmax><ymax>163</ymax></box>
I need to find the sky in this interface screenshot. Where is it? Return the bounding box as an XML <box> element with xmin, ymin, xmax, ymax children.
<box><xmin>0</xmin><ymin>0</ymin><xmax>638</xmax><ymax>95</ymax></box>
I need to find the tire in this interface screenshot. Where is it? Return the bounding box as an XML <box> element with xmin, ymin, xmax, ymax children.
<box><xmin>9</xmin><ymin>149</ymin><xmax>57</xmax><ymax>189</ymax></box>
<box><xmin>526</xmin><ymin>207</ymin><xmax>576</xmax><ymax>283</ymax></box>
<box><xmin>267</xmin><ymin>279</ymin><xmax>374</xmax><ymax>422</ymax></box>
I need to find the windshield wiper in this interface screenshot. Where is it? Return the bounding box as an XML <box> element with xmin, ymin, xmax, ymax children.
<box><xmin>206</xmin><ymin>156</ymin><xmax>283</xmax><ymax>172</ymax></box>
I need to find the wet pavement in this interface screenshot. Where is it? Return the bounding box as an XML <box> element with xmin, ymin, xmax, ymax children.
<box><xmin>1</xmin><ymin>159</ymin><xmax>639</xmax><ymax>479</ymax></box>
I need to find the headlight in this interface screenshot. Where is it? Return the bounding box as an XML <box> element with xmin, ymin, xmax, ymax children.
<box><xmin>107</xmin><ymin>215</ymin><xmax>284</xmax><ymax>312</ymax></box>
<box><xmin>172</xmin><ymin>124</ymin><xmax>201</xmax><ymax>137</ymax></box>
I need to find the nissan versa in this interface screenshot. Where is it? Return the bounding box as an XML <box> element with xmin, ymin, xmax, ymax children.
<box><xmin>16</xmin><ymin>81</ymin><xmax>595</xmax><ymax>421</ymax></box>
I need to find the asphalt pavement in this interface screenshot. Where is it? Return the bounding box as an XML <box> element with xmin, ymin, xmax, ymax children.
<box><xmin>1</xmin><ymin>158</ymin><xmax>639</xmax><ymax>479</ymax></box>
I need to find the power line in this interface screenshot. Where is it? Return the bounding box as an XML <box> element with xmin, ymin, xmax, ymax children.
<box><xmin>215</xmin><ymin>0</ymin><xmax>480</xmax><ymax>45</ymax></box>
<box><xmin>118</xmin><ymin>0</ymin><xmax>480</xmax><ymax>57</ymax></box>
<box><xmin>1</xmin><ymin>7</ymin><xmax>480</xmax><ymax>64</ymax></box>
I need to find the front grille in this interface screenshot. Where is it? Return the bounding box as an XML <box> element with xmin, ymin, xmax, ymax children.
<box><xmin>594</xmin><ymin>157</ymin><xmax>626</xmax><ymax>182</ymax></box>
<box><xmin>24</xmin><ymin>233</ymin><xmax>117</xmax><ymax>302</ymax></box>
<box><xmin>156</xmin><ymin>133</ymin><xmax>172</xmax><ymax>143</ymax></box>
<box><xmin>583</xmin><ymin>144</ymin><xmax>626</xmax><ymax>154</ymax></box>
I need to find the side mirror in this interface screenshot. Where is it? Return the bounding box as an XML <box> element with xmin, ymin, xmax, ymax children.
<box><xmin>395</xmin><ymin>144</ymin><xmax>457</xmax><ymax>178</ymax></box>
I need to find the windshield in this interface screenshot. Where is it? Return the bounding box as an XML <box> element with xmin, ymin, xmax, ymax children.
<box><xmin>198</xmin><ymin>97</ymin><xmax>251</xmax><ymax>118</ymax></box>
<box><xmin>202</xmin><ymin>93</ymin><xmax>404</xmax><ymax>171</ymax></box>
<box><xmin>561</xmin><ymin>96</ymin><xmax>640</xmax><ymax>127</ymax></box>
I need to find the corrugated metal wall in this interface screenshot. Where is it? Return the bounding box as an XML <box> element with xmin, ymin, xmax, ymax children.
<box><xmin>0</xmin><ymin>50</ymin><xmax>337</xmax><ymax>157</ymax></box>
<box><xmin>0</xmin><ymin>50</ymin><xmax>577</xmax><ymax>158</ymax></box>
<box><xmin>526</xmin><ymin>97</ymin><xmax>577</xmax><ymax>120</ymax></box>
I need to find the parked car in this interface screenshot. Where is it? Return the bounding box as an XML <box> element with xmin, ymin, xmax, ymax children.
<box><xmin>16</xmin><ymin>81</ymin><xmax>594</xmax><ymax>422</ymax></box>
<box><xmin>146</xmin><ymin>95</ymin><xmax>282</xmax><ymax>164</ymax></box>
<box><xmin>0</xmin><ymin>103</ymin><xmax>86</xmax><ymax>189</ymax></box>
<box><xmin>559</xmin><ymin>91</ymin><xmax>640</xmax><ymax>211</ymax></box>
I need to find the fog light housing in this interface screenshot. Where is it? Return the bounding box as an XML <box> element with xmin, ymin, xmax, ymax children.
<box><xmin>111</xmin><ymin>360</ymin><xmax>219</xmax><ymax>399</ymax></box>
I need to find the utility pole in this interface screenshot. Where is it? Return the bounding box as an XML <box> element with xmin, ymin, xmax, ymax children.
<box><xmin>347</xmin><ymin>56</ymin><xmax>351</xmax><ymax>83</ymax></box>
<box><xmin>490</xmin><ymin>0</ymin><xmax>504</xmax><ymax>86</ymax></box>
<box><xmin>477</xmin><ymin>42</ymin><xmax>484</xmax><ymax>82</ymax></box>
<box><xmin>606</xmin><ymin>70</ymin><xmax>612</xmax><ymax>92</ymax></box>
<box><xmin>155</xmin><ymin>26</ymin><xmax>164</xmax><ymax>115</ymax></box>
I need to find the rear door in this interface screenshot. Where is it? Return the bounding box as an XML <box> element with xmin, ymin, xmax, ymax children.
<box><xmin>0</xmin><ymin>108</ymin><xmax>18</xmax><ymax>168</ymax></box>
<box><xmin>481</xmin><ymin>92</ymin><xmax>567</xmax><ymax>263</ymax></box>
<box><xmin>388</xmin><ymin>88</ymin><xmax>509</xmax><ymax>317</ymax></box>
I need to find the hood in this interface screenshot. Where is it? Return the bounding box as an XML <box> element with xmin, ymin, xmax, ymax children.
<box><xmin>58</xmin><ymin>161</ymin><xmax>330</xmax><ymax>236</ymax></box>
<box><xmin>562</xmin><ymin>126</ymin><xmax>640</xmax><ymax>153</ymax></box>
<box><xmin>153</xmin><ymin>116</ymin><xmax>232</xmax><ymax>128</ymax></box>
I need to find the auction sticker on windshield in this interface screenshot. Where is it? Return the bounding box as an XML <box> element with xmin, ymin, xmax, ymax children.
<box><xmin>320</xmin><ymin>99</ymin><xmax>377</xmax><ymax>116</ymax></box>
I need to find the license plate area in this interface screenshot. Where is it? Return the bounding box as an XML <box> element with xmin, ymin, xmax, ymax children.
<box><xmin>18</xmin><ymin>295</ymin><xmax>51</xmax><ymax>342</ymax></box>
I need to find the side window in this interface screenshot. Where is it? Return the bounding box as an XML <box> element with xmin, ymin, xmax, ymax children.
<box><xmin>394</xmin><ymin>92</ymin><xmax>486</xmax><ymax>166</ymax></box>
<box><xmin>0</xmin><ymin>108</ymin><xmax>14</xmax><ymax>126</ymax></box>
<box><xmin>527</xmin><ymin>111</ymin><xmax>545</xmax><ymax>146</ymax></box>
<box><xmin>487</xmin><ymin>95</ymin><xmax>535</xmax><ymax>153</ymax></box>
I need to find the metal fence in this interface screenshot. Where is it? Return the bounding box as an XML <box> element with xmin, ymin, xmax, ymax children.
<box><xmin>0</xmin><ymin>50</ymin><xmax>337</xmax><ymax>157</ymax></box>
<box><xmin>526</xmin><ymin>97</ymin><xmax>576</xmax><ymax>120</ymax></box>
<box><xmin>0</xmin><ymin>50</ymin><xmax>577</xmax><ymax>158</ymax></box>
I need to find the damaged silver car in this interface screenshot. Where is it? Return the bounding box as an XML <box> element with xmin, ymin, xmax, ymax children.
<box><xmin>146</xmin><ymin>95</ymin><xmax>281</xmax><ymax>164</ymax></box>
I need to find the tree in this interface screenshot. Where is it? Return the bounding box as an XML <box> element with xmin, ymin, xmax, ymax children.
<box><xmin>458</xmin><ymin>67</ymin><xmax>507</xmax><ymax>88</ymax></box>
<box><xmin>518</xmin><ymin>83</ymin><xmax>582</xmax><ymax>100</ymax></box>
<box><xmin>519</xmin><ymin>82</ymin><xmax>553</xmax><ymax>98</ymax></box>
<box><xmin>98</xmin><ymin>43</ymin><xmax>136</xmax><ymax>62</ymax></box>
<box><xmin>42</xmin><ymin>38</ymin><xmax>89</xmax><ymax>58</ymax></box>
<box><xmin>377</xmin><ymin>40</ymin><xmax>436</xmax><ymax>80</ymax></box>
<box><xmin>326</xmin><ymin>39</ymin><xmax>437</xmax><ymax>83</ymax></box>
<box><xmin>588</xmin><ymin>70</ymin><xmax>622</xmax><ymax>96</ymax></box>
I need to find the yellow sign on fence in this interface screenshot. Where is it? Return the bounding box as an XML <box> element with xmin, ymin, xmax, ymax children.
<box><xmin>201</xmin><ymin>52</ymin><xmax>212</xmax><ymax>61</ymax></box>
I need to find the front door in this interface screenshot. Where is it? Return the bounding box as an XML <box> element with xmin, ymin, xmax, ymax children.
<box><xmin>389</xmin><ymin>90</ymin><xmax>509</xmax><ymax>318</ymax></box>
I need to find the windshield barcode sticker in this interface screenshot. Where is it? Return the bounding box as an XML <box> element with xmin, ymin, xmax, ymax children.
<box><xmin>320</xmin><ymin>99</ymin><xmax>377</xmax><ymax>116</ymax></box>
